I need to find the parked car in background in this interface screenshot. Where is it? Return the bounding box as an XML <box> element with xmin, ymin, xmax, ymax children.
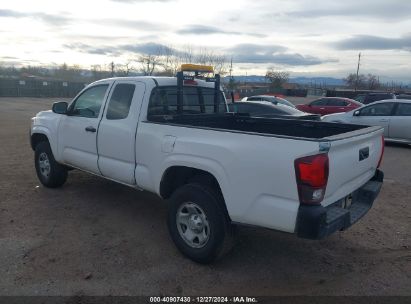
<box><xmin>396</xmin><ymin>94</ymin><xmax>411</xmax><ymax>100</ymax></box>
<box><xmin>322</xmin><ymin>99</ymin><xmax>411</xmax><ymax>144</ymax></box>
<box><xmin>241</xmin><ymin>95</ymin><xmax>296</xmax><ymax>108</ymax></box>
<box><xmin>354</xmin><ymin>92</ymin><xmax>396</xmax><ymax>104</ymax></box>
<box><xmin>296</xmin><ymin>97</ymin><xmax>362</xmax><ymax>116</ymax></box>
<box><xmin>229</xmin><ymin>101</ymin><xmax>320</xmax><ymax>120</ymax></box>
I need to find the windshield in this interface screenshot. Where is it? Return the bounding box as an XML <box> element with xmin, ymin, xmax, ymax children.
<box><xmin>148</xmin><ymin>86</ymin><xmax>227</xmax><ymax>117</ymax></box>
<box><xmin>354</xmin><ymin>95</ymin><xmax>365</xmax><ymax>103</ymax></box>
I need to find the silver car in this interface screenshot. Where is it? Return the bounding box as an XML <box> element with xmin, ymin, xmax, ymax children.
<box><xmin>322</xmin><ymin>99</ymin><xmax>411</xmax><ymax>144</ymax></box>
<box><xmin>241</xmin><ymin>95</ymin><xmax>296</xmax><ymax>108</ymax></box>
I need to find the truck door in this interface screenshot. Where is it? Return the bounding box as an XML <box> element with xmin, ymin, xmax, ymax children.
<box><xmin>97</xmin><ymin>81</ymin><xmax>146</xmax><ymax>185</ymax></box>
<box><xmin>58</xmin><ymin>83</ymin><xmax>111</xmax><ymax>174</ymax></box>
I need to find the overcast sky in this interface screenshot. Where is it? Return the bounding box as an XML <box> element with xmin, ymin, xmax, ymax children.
<box><xmin>1</xmin><ymin>0</ymin><xmax>410</xmax><ymax>81</ymax></box>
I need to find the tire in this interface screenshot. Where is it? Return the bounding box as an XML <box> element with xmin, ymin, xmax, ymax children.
<box><xmin>34</xmin><ymin>141</ymin><xmax>68</xmax><ymax>188</ymax></box>
<box><xmin>167</xmin><ymin>183</ymin><xmax>234</xmax><ymax>264</ymax></box>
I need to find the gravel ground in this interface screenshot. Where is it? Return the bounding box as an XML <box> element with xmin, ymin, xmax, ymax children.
<box><xmin>0</xmin><ymin>97</ymin><xmax>410</xmax><ymax>296</ymax></box>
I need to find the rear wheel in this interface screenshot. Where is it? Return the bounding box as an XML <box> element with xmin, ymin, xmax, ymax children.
<box><xmin>34</xmin><ymin>142</ymin><xmax>68</xmax><ymax>188</ymax></box>
<box><xmin>167</xmin><ymin>183</ymin><xmax>234</xmax><ymax>264</ymax></box>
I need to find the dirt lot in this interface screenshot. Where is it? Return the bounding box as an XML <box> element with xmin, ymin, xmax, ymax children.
<box><xmin>0</xmin><ymin>97</ymin><xmax>410</xmax><ymax>296</ymax></box>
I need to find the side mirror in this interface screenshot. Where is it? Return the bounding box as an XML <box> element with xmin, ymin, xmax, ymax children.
<box><xmin>353</xmin><ymin>110</ymin><xmax>360</xmax><ymax>116</ymax></box>
<box><xmin>52</xmin><ymin>101</ymin><xmax>68</xmax><ymax>114</ymax></box>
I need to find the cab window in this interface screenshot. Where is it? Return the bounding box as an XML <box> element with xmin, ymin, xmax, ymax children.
<box><xmin>106</xmin><ymin>83</ymin><xmax>136</xmax><ymax>120</ymax></box>
<box><xmin>70</xmin><ymin>85</ymin><xmax>109</xmax><ymax>118</ymax></box>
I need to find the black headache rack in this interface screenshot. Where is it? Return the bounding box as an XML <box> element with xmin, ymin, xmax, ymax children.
<box><xmin>176</xmin><ymin>64</ymin><xmax>221</xmax><ymax>114</ymax></box>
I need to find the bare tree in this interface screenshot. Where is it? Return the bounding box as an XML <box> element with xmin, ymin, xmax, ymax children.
<box><xmin>115</xmin><ymin>60</ymin><xmax>137</xmax><ymax>76</ymax></box>
<box><xmin>194</xmin><ymin>48</ymin><xmax>228</xmax><ymax>75</ymax></box>
<box><xmin>137</xmin><ymin>45</ymin><xmax>165</xmax><ymax>76</ymax></box>
<box><xmin>265</xmin><ymin>67</ymin><xmax>289</xmax><ymax>88</ymax></box>
<box><xmin>367</xmin><ymin>74</ymin><xmax>380</xmax><ymax>90</ymax></box>
<box><xmin>344</xmin><ymin>73</ymin><xmax>379</xmax><ymax>90</ymax></box>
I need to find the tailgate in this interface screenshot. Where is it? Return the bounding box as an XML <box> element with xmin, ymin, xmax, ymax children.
<box><xmin>322</xmin><ymin>127</ymin><xmax>384</xmax><ymax>207</ymax></box>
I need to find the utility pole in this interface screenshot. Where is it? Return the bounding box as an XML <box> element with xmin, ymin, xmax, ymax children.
<box><xmin>110</xmin><ymin>61</ymin><xmax>115</xmax><ymax>77</ymax></box>
<box><xmin>229</xmin><ymin>57</ymin><xmax>233</xmax><ymax>78</ymax></box>
<box><xmin>355</xmin><ymin>52</ymin><xmax>361</xmax><ymax>91</ymax></box>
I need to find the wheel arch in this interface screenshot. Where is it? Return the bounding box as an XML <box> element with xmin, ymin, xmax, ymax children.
<box><xmin>31</xmin><ymin>125</ymin><xmax>59</xmax><ymax>159</ymax></box>
<box><xmin>159</xmin><ymin>165</ymin><xmax>231</xmax><ymax>220</ymax></box>
<box><xmin>31</xmin><ymin>132</ymin><xmax>50</xmax><ymax>151</ymax></box>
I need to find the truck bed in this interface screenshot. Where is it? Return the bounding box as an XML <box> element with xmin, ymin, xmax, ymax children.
<box><xmin>148</xmin><ymin>113</ymin><xmax>371</xmax><ymax>140</ymax></box>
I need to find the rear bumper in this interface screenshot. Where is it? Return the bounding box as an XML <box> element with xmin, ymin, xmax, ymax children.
<box><xmin>296</xmin><ymin>169</ymin><xmax>384</xmax><ymax>239</ymax></box>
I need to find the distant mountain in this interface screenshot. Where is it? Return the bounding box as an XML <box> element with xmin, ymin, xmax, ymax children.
<box><xmin>290</xmin><ymin>77</ymin><xmax>344</xmax><ymax>86</ymax></box>
<box><xmin>223</xmin><ymin>75</ymin><xmax>345</xmax><ymax>86</ymax></box>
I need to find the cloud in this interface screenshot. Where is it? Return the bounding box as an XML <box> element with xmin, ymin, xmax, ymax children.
<box><xmin>0</xmin><ymin>8</ymin><xmax>163</xmax><ymax>30</ymax></box>
<box><xmin>283</xmin><ymin>1</ymin><xmax>411</xmax><ymax>21</ymax></box>
<box><xmin>335</xmin><ymin>34</ymin><xmax>411</xmax><ymax>51</ymax></box>
<box><xmin>64</xmin><ymin>41</ymin><xmax>336</xmax><ymax>66</ymax></box>
<box><xmin>228</xmin><ymin>43</ymin><xmax>287</xmax><ymax>54</ymax></box>
<box><xmin>227</xmin><ymin>43</ymin><xmax>336</xmax><ymax>66</ymax></box>
<box><xmin>111</xmin><ymin>0</ymin><xmax>173</xmax><ymax>2</ymax></box>
<box><xmin>63</xmin><ymin>42</ymin><xmax>178</xmax><ymax>56</ymax></box>
<box><xmin>0</xmin><ymin>56</ymin><xmax>18</xmax><ymax>60</ymax></box>
<box><xmin>121</xmin><ymin>42</ymin><xmax>175</xmax><ymax>54</ymax></box>
<box><xmin>103</xmin><ymin>19</ymin><xmax>165</xmax><ymax>31</ymax></box>
<box><xmin>177</xmin><ymin>25</ymin><xmax>266</xmax><ymax>38</ymax></box>
<box><xmin>0</xmin><ymin>9</ymin><xmax>70</xmax><ymax>26</ymax></box>
<box><xmin>63</xmin><ymin>43</ymin><xmax>119</xmax><ymax>55</ymax></box>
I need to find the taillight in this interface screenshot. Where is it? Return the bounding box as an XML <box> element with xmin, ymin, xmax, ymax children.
<box><xmin>294</xmin><ymin>153</ymin><xmax>329</xmax><ymax>205</ymax></box>
<box><xmin>377</xmin><ymin>136</ymin><xmax>384</xmax><ymax>168</ymax></box>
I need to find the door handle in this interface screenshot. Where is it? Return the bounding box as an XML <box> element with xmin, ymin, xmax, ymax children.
<box><xmin>85</xmin><ymin>126</ymin><xmax>96</xmax><ymax>132</ymax></box>
<box><xmin>379</xmin><ymin>119</ymin><xmax>388</xmax><ymax>123</ymax></box>
<box><xmin>320</xmin><ymin>108</ymin><xmax>325</xmax><ymax>110</ymax></box>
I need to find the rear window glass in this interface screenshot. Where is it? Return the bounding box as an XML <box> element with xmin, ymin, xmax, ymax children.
<box><xmin>396</xmin><ymin>95</ymin><xmax>411</xmax><ymax>100</ymax></box>
<box><xmin>367</xmin><ymin>94</ymin><xmax>392</xmax><ymax>103</ymax></box>
<box><xmin>395</xmin><ymin>103</ymin><xmax>411</xmax><ymax>116</ymax></box>
<box><xmin>328</xmin><ymin>99</ymin><xmax>348</xmax><ymax>106</ymax></box>
<box><xmin>148</xmin><ymin>86</ymin><xmax>226</xmax><ymax>116</ymax></box>
<box><xmin>310</xmin><ymin>99</ymin><xmax>328</xmax><ymax>106</ymax></box>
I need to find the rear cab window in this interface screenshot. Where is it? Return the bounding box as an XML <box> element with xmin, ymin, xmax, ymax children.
<box><xmin>147</xmin><ymin>86</ymin><xmax>227</xmax><ymax>118</ymax></box>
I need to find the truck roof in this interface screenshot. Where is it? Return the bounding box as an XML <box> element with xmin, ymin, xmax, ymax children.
<box><xmin>91</xmin><ymin>76</ymin><xmax>218</xmax><ymax>89</ymax></box>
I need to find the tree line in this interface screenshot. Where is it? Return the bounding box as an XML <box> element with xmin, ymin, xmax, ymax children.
<box><xmin>0</xmin><ymin>45</ymin><xmax>230</xmax><ymax>82</ymax></box>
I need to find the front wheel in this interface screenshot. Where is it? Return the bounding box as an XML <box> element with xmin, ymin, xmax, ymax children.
<box><xmin>34</xmin><ymin>142</ymin><xmax>68</xmax><ymax>188</ymax></box>
<box><xmin>167</xmin><ymin>183</ymin><xmax>234</xmax><ymax>264</ymax></box>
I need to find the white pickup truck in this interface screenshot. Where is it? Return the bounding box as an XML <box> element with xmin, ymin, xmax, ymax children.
<box><xmin>30</xmin><ymin>69</ymin><xmax>384</xmax><ymax>263</ymax></box>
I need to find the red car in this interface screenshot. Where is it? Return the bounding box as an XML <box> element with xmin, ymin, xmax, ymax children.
<box><xmin>296</xmin><ymin>97</ymin><xmax>362</xmax><ymax>116</ymax></box>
